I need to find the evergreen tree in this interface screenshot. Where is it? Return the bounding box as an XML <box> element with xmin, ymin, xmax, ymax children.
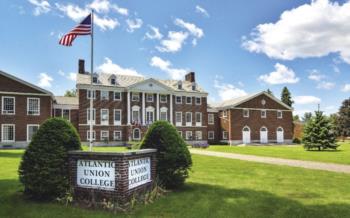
<box><xmin>281</xmin><ymin>87</ymin><xmax>293</xmax><ymax>107</ymax></box>
<box><xmin>266</xmin><ymin>89</ymin><xmax>273</xmax><ymax>96</ymax></box>
<box><xmin>302</xmin><ymin>112</ymin><xmax>313</xmax><ymax>123</ymax></box>
<box><xmin>337</xmin><ymin>98</ymin><xmax>350</xmax><ymax>140</ymax></box>
<box><xmin>302</xmin><ymin>111</ymin><xmax>338</xmax><ymax>151</ymax></box>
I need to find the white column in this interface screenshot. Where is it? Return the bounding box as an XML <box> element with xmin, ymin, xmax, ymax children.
<box><xmin>127</xmin><ymin>91</ymin><xmax>131</xmax><ymax>125</ymax></box>
<box><xmin>170</xmin><ymin>94</ymin><xmax>173</xmax><ymax>124</ymax></box>
<box><xmin>142</xmin><ymin>92</ymin><xmax>145</xmax><ymax>125</ymax></box>
<box><xmin>156</xmin><ymin>93</ymin><xmax>160</xmax><ymax>120</ymax></box>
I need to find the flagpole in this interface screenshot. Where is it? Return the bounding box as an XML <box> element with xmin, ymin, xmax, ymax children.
<box><xmin>89</xmin><ymin>10</ymin><xmax>94</xmax><ymax>152</ymax></box>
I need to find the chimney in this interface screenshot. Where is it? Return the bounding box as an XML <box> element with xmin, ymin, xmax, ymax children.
<box><xmin>185</xmin><ymin>72</ymin><xmax>195</xmax><ymax>82</ymax></box>
<box><xmin>78</xmin><ymin>59</ymin><xmax>85</xmax><ymax>74</ymax></box>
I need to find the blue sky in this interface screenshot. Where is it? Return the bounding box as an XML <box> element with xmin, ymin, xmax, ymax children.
<box><xmin>1</xmin><ymin>0</ymin><xmax>350</xmax><ymax>116</ymax></box>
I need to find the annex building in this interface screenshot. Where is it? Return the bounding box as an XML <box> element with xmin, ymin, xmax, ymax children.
<box><xmin>0</xmin><ymin>60</ymin><xmax>293</xmax><ymax>148</ymax></box>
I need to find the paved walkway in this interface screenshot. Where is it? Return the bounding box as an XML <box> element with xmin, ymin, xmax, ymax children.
<box><xmin>190</xmin><ymin>149</ymin><xmax>350</xmax><ymax>174</ymax></box>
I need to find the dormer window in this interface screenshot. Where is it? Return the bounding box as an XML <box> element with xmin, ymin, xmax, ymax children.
<box><xmin>111</xmin><ymin>78</ymin><xmax>116</xmax><ymax>85</ymax></box>
<box><xmin>92</xmin><ymin>76</ymin><xmax>98</xmax><ymax>84</ymax></box>
<box><xmin>177</xmin><ymin>81</ymin><xmax>182</xmax><ymax>89</ymax></box>
<box><xmin>109</xmin><ymin>75</ymin><xmax>117</xmax><ymax>85</ymax></box>
<box><xmin>191</xmin><ymin>82</ymin><xmax>196</xmax><ymax>91</ymax></box>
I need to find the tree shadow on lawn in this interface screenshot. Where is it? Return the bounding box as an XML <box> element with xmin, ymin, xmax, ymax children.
<box><xmin>0</xmin><ymin>151</ymin><xmax>23</xmax><ymax>158</ymax></box>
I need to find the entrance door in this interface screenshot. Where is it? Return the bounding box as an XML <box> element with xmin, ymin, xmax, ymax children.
<box><xmin>242</xmin><ymin>126</ymin><xmax>251</xmax><ymax>144</ymax></box>
<box><xmin>260</xmin><ymin>127</ymin><xmax>268</xmax><ymax>144</ymax></box>
<box><xmin>277</xmin><ymin>127</ymin><xmax>284</xmax><ymax>143</ymax></box>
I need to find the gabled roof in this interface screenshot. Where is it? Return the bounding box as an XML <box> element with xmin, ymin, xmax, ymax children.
<box><xmin>0</xmin><ymin>70</ymin><xmax>53</xmax><ymax>96</ymax></box>
<box><xmin>128</xmin><ymin>78</ymin><xmax>174</xmax><ymax>92</ymax></box>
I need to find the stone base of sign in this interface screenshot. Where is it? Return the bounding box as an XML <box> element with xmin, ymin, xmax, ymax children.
<box><xmin>68</xmin><ymin>149</ymin><xmax>157</xmax><ymax>207</ymax></box>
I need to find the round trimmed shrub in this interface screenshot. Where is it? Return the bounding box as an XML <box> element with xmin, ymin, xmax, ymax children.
<box><xmin>140</xmin><ymin>121</ymin><xmax>192</xmax><ymax>189</ymax></box>
<box><xmin>19</xmin><ymin>118</ymin><xmax>81</xmax><ymax>200</ymax></box>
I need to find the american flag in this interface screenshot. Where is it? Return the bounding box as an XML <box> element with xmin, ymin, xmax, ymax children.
<box><xmin>59</xmin><ymin>14</ymin><xmax>92</xmax><ymax>46</ymax></box>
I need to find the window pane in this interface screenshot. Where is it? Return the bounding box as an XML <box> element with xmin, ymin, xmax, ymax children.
<box><xmin>3</xmin><ymin>97</ymin><xmax>15</xmax><ymax>114</ymax></box>
<box><xmin>62</xmin><ymin>110</ymin><xmax>70</xmax><ymax>120</ymax></box>
<box><xmin>115</xmin><ymin>110</ymin><xmax>121</xmax><ymax>121</ymax></box>
<box><xmin>114</xmin><ymin>92</ymin><xmax>121</xmax><ymax>100</ymax></box>
<box><xmin>2</xmin><ymin>125</ymin><xmax>14</xmax><ymax>141</ymax></box>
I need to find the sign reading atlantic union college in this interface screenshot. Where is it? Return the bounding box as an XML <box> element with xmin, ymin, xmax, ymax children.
<box><xmin>128</xmin><ymin>157</ymin><xmax>151</xmax><ymax>189</ymax></box>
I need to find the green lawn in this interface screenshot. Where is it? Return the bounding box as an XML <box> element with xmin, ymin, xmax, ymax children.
<box><xmin>1</xmin><ymin>149</ymin><xmax>350</xmax><ymax>217</ymax></box>
<box><xmin>206</xmin><ymin>142</ymin><xmax>350</xmax><ymax>165</ymax></box>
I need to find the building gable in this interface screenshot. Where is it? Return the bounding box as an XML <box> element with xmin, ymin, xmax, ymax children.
<box><xmin>235</xmin><ymin>92</ymin><xmax>292</xmax><ymax>110</ymax></box>
<box><xmin>128</xmin><ymin>78</ymin><xmax>173</xmax><ymax>93</ymax></box>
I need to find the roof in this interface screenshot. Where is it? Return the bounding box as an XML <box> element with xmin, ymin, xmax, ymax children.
<box><xmin>54</xmin><ymin>96</ymin><xmax>79</xmax><ymax>105</ymax></box>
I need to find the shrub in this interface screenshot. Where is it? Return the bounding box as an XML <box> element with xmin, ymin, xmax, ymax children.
<box><xmin>292</xmin><ymin>138</ymin><xmax>301</xmax><ymax>144</ymax></box>
<box><xmin>19</xmin><ymin>118</ymin><xmax>81</xmax><ymax>200</ymax></box>
<box><xmin>140</xmin><ymin>121</ymin><xmax>192</xmax><ymax>189</ymax></box>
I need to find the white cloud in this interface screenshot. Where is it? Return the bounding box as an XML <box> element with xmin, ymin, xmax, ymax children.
<box><xmin>342</xmin><ymin>84</ymin><xmax>350</xmax><ymax>92</ymax></box>
<box><xmin>294</xmin><ymin>96</ymin><xmax>321</xmax><ymax>105</ymax></box>
<box><xmin>150</xmin><ymin>56</ymin><xmax>187</xmax><ymax>80</ymax></box>
<box><xmin>28</xmin><ymin>0</ymin><xmax>51</xmax><ymax>16</ymax></box>
<box><xmin>94</xmin><ymin>15</ymin><xmax>119</xmax><ymax>31</ymax></box>
<box><xmin>58</xmin><ymin>70</ymin><xmax>77</xmax><ymax>81</ymax></box>
<box><xmin>97</xmin><ymin>57</ymin><xmax>143</xmax><ymax>77</ymax></box>
<box><xmin>156</xmin><ymin>31</ymin><xmax>188</xmax><ymax>53</ymax></box>
<box><xmin>214</xmin><ymin>77</ymin><xmax>247</xmax><ymax>101</ymax></box>
<box><xmin>308</xmin><ymin>70</ymin><xmax>325</xmax><ymax>81</ymax></box>
<box><xmin>38</xmin><ymin>73</ymin><xmax>53</xmax><ymax>88</ymax></box>
<box><xmin>126</xmin><ymin>18</ymin><xmax>143</xmax><ymax>32</ymax></box>
<box><xmin>195</xmin><ymin>5</ymin><xmax>209</xmax><ymax>17</ymax></box>
<box><xmin>88</xmin><ymin>0</ymin><xmax>128</xmax><ymax>15</ymax></box>
<box><xmin>145</xmin><ymin>25</ymin><xmax>163</xmax><ymax>40</ymax></box>
<box><xmin>242</xmin><ymin>0</ymin><xmax>350</xmax><ymax>64</ymax></box>
<box><xmin>174</xmin><ymin>18</ymin><xmax>204</xmax><ymax>38</ymax></box>
<box><xmin>316</xmin><ymin>81</ymin><xmax>335</xmax><ymax>90</ymax></box>
<box><xmin>259</xmin><ymin>63</ymin><xmax>299</xmax><ymax>85</ymax></box>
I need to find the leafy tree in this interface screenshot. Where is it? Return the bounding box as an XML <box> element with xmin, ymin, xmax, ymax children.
<box><xmin>140</xmin><ymin>121</ymin><xmax>192</xmax><ymax>189</ymax></box>
<box><xmin>281</xmin><ymin>87</ymin><xmax>293</xmax><ymax>107</ymax></box>
<box><xmin>293</xmin><ymin>115</ymin><xmax>300</xmax><ymax>122</ymax></box>
<box><xmin>266</xmin><ymin>89</ymin><xmax>273</xmax><ymax>96</ymax></box>
<box><xmin>64</xmin><ymin>89</ymin><xmax>77</xmax><ymax>97</ymax></box>
<box><xmin>302</xmin><ymin>112</ymin><xmax>313</xmax><ymax>123</ymax></box>
<box><xmin>302</xmin><ymin>111</ymin><xmax>338</xmax><ymax>151</ymax></box>
<box><xmin>19</xmin><ymin>118</ymin><xmax>81</xmax><ymax>200</ymax></box>
<box><xmin>336</xmin><ymin>99</ymin><xmax>350</xmax><ymax>140</ymax></box>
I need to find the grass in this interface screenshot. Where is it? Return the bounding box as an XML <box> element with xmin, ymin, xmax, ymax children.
<box><xmin>206</xmin><ymin>141</ymin><xmax>350</xmax><ymax>165</ymax></box>
<box><xmin>2</xmin><ymin>148</ymin><xmax>350</xmax><ymax>217</ymax></box>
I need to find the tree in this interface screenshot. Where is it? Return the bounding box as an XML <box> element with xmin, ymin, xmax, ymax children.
<box><xmin>19</xmin><ymin>118</ymin><xmax>81</xmax><ymax>200</ymax></box>
<box><xmin>266</xmin><ymin>89</ymin><xmax>273</xmax><ymax>96</ymax></box>
<box><xmin>140</xmin><ymin>121</ymin><xmax>192</xmax><ymax>189</ymax></box>
<box><xmin>293</xmin><ymin>115</ymin><xmax>300</xmax><ymax>122</ymax></box>
<box><xmin>281</xmin><ymin>87</ymin><xmax>293</xmax><ymax>107</ymax></box>
<box><xmin>302</xmin><ymin>112</ymin><xmax>313</xmax><ymax>123</ymax></box>
<box><xmin>64</xmin><ymin>89</ymin><xmax>77</xmax><ymax>97</ymax></box>
<box><xmin>302</xmin><ymin>111</ymin><xmax>338</xmax><ymax>151</ymax></box>
<box><xmin>336</xmin><ymin>98</ymin><xmax>350</xmax><ymax>140</ymax></box>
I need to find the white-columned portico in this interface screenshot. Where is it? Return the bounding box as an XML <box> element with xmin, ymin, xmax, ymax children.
<box><xmin>156</xmin><ymin>93</ymin><xmax>160</xmax><ymax>120</ymax></box>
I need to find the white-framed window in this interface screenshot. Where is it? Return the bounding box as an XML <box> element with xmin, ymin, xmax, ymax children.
<box><xmin>243</xmin><ymin>109</ymin><xmax>249</xmax><ymax>118</ymax></box>
<box><xmin>62</xmin><ymin>109</ymin><xmax>70</xmax><ymax>120</ymax></box>
<box><xmin>146</xmin><ymin>106</ymin><xmax>155</xmax><ymax>124</ymax></box>
<box><xmin>1</xmin><ymin>124</ymin><xmax>15</xmax><ymax>142</ymax></box>
<box><xmin>177</xmin><ymin>81</ymin><xmax>182</xmax><ymax>89</ymax></box>
<box><xmin>114</xmin><ymin>109</ymin><xmax>122</xmax><ymax>125</ymax></box>
<box><xmin>192</xmin><ymin>82</ymin><xmax>196</xmax><ymax>91</ymax></box>
<box><xmin>92</xmin><ymin>76</ymin><xmax>98</xmax><ymax>84</ymax></box>
<box><xmin>208</xmin><ymin>131</ymin><xmax>214</xmax><ymax>140</ymax></box>
<box><xmin>114</xmin><ymin>92</ymin><xmax>121</xmax><ymax>101</ymax></box>
<box><xmin>195</xmin><ymin>131</ymin><xmax>202</xmax><ymax>140</ymax></box>
<box><xmin>27</xmin><ymin>124</ymin><xmax>39</xmax><ymax>142</ymax></box>
<box><xmin>160</xmin><ymin>107</ymin><xmax>168</xmax><ymax>121</ymax></box>
<box><xmin>178</xmin><ymin>131</ymin><xmax>182</xmax><ymax>137</ymax></box>
<box><xmin>175</xmin><ymin>112</ymin><xmax>182</xmax><ymax>126</ymax></box>
<box><xmin>175</xmin><ymin>96</ymin><xmax>182</xmax><ymax>104</ymax></box>
<box><xmin>87</xmin><ymin>108</ymin><xmax>96</xmax><ymax>124</ymax></box>
<box><xmin>160</xmin><ymin>94</ymin><xmax>167</xmax><ymax>103</ymax></box>
<box><xmin>101</xmin><ymin>91</ymin><xmax>109</xmax><ymax>100</ymax></box>
<box><xmin>195</xmin><ymin>97</ymin><xmax>201</xmax><ymax>105</ymax></box>
<box><xmin>132</xmin><ymin>106</ymin><xmax>140</xmax><ymax>123</ymax></box>
<box><xmin>261</xmin><ymin>110</ymin><xmax>267</xmax><ymax>118</ymax></box>
<box><xmin>2</xmin><ymin>96</ymin><xmax>15</xmax><ymax>115</ymax></box>
<box><xmin>208</xmin><ymin>114</ymin><xmax>214</xmax><ymax>125</ymax></box>
<box><xmin>195</xmin><ymin>112</ymin><xmax>202</xmax><ymax>126</ymax></box>
<box><xmin>132</xmin><ymin>93</ymin><xmax>140</xmax><ymax>101</ymax></box>
<box><xmin>146</xmin><ymin>93</ymin><xmax>154</xmax><ymax>102</ymax></box>
<box><xmin>114</xmin><ymin>131</ymin><xmax>122</xmax><ymax>141</ymax></box>
<box><xmin>186</xmin><ymin>131</ymin><xmax>192</xmax><ymax>140</ymax></box>
<box><xmin>133</xmin><ymin>128</ymin><xmax>141</xmax><ymax>140</ymax></box>
<box><xmin>277</xmin><ymin>110</ymin><xmax>283</xmax><ymax>119</ymax></box>
<box><xmin>100</xmin><ymin>109</ymin><xmax>109</xmax><ymax>125</ymax></box>
<box><xmin>223</xmin><ymin>131</ymin><xmax>228</xmax><ymax>140</ymax></box>
<box><xmin>110</xmin><ymin>77</ymin><xmax>116</xmax><ymax>85</ymax></box>
<box><xmin>87</xmin><ymin>130</ymin><xmax>96</xmax><ymax>141</ymax></box>
<box><xmin>87</xmin><ymin>90</ymin><xmax>96</xmax><ymax>99</ymax></box>
<box><xmin>186</xmin><ymin>97</ymin><xmax>192</xmax><ymax>104</ymax></box>
<box><xmin>186</xmin><ymin>112</ymin><xmax>192</xmax><ymax>126</ymax></box>
<box><xmin>27</xmin><ymin>98</ymin><xmax>40</xmax><ymax>115</ymax></box>
<box><xmin>101</xmin><ymin>131</ymin><xmax>109</xmax><ymax>141</ymax></box>
<box><xmin>222</xmin><ymin>110</ymin><xmax>227</xmax><ymax>118</ymax></box>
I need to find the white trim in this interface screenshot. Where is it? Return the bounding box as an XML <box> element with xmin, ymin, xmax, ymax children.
<box><xmin>185</xmin><ymin>112</ymin><xmax>192</xmax><ymax>127</ymax></box>
<box><xmin>113</xmin><ymin>91</ymin><xmax>122</xmax><ymax>101</ymax></box>
<box><xmin>222</xmin><ymin>131</ymin><xmax>228</xmax><ymax>140</ymax></box>
<box><xmin>208</xmin><ymin>131</ymin><xmax>214</xmax><ymax>140</ymax></box>
<box><xmin>27</xmin><ymin>97</ymin><xmax>40</xmax><ymax>116</ymax></box>
<box><xmin>87</xmin><ymin>90</ymin><xmax>96</xmax><ymax>100</ymax></box>
<box><xmin>175</xmin><ymin>96</ymin><xmax>182</xmax><ymax>104</ymax></box>
<box><xmin>114</xmin><ymin>109</ymin><xmax>122</xmax><ymax>126</ymax></box>
<box><xmin>133</xmin><ymin>128</ymin><xmax>141</xmax><ymax>140</ymax></box>
<box><xmin>146</xmin><ymin>106</ymin><xmax>155</xmax><ymax>124</ymax></box>
<box><xmin>195</xmin><ymin>131</ymin><xmax>202</xmax><ymax>140</ymax></box>
<box><xmin>234</xmin><ymin>107</ymin><xmax>291</xmax><ymax>112</ymax></box>
<box><xmin>160</xmin><ymin>94</ymin><xmax>167</xmax><ymax>103</ymax></box>
<box><xmin>186</xmin><ymin>96</ymin><xmax>192</xmax><ymax>105</ymax></box>
<box><xmin>160</xmin><ymin>107</ymin><xmax>168</xmax><ymax>121</ymax></box>
<box><xmin>185</xmin><ymin>131</ymin><xmax>192</xmax><ymax>140</ymax></box>
<box><xmin>113</xmin><ymin>131</ymin><xmax>122</xmax><ymax>141</ymax></box>
<box><xmin>27</xmin><ymin>124</ymin><xmax>39</xmax><ymax>142</ymax></box>
<box><xmin>1</xmin><ymin>124</ymin><xmax>15</xmax><ymax>142</ymax></box>
<box><xmin>195</xmin><ymin>97</ymin><xmax>201</xmax><ymax>105</ymax></box>
<box><xmin>195</xmin><ymin>112</ymin><xmax>202</xmax><ymax>127</ymax></box>
<box><xmin>1</xmin><ymin>96</ymin><xmax>15</xmax><ymax>115</ymax></box>
<box><xmin>87</xmin><ymin>130</ymin><xmax>96</xmax><ymax>141</ymax></box>
<box><xmin>261</xmin><ymin>109</ymin><xmax>267</xmax><ymax>118</ymax></box>
<box><xmin>100</xmin><ymin>130</ymin><xmax>109</xmax><ymax>141</ymax></box>
<box><xmin>243</xmin><ymin>109</ymin><xmax>249</xmax><ymax>118</ymax></box>
<box><xmin>62</xmin><ymin>109</ymin><xmax>70</xmax><ymax>121</ymax></box>
<box><xmin>87</xmin><ymin>108</ymin><xmax>96</xmax><ymax>125</ymax></box>
<box><xmin>208</xmin><ymin>114</ymin><xmax>214</xmax><ymax>125</ymax></box>
<box><xmin>100</xmin><ymin>109</ymin><xmax>109</xmax><ymax>125</ymax></box>
<box><xmin>277</xmin><ymin>110</ymin><xmax>283</xmax><ymax>119</ymax></box>
<box><xmin>132</xmin><ymin>105</ymin><xmax>140</xmax><ymax>122</ymax></box>
<box><xmin>132</xmin><ymin>93</ymin><xmax>140</xmax><ymax>101</ymax></box>
<box><xmin>222</xmin><ymin>110</ymin><xmax>227</xmax><ymax>118</ymax></box>
<box><xmin>100</xmin><ymin>90</ymin><xmax>109</xmax><ymax>100</ymax></box>
<box><xmin>175</xmin><ymin>112</ymin><xmax>182</xmax><ymax>126</ymax></box>
<box><xmin>0</xmin><ymin>91</ymin><xmax>51</xmax><ymax>96</ymax></box>
<box><xmin>146</xmin><ymin>93</ymin><xmax>154</xmax><ymax>102</ymax></box>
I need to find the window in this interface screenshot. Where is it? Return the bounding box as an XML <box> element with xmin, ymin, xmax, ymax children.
<box><xmin>186</xmin><ymin>131</ymin><xmax>192</xmax><ymax>140</ymax></box>
<box><xmin>92</xmin><ymin>76</ymin><xmax>98</xmax><ymax>83</ymax></box>
<box><xmin>114</xmin><ymin>131</ymin><xmax>122</xmax><ymax>141</ymax></box>
<box><xmin>101</xmin><ymin>91</ymin><xmax>109</xmax><ymax>100</ymax></box>
<box><xmin>133</xmin><ymin>128</ymin><xmax>141</xmax><ymax>140</ymax></box>
<box><xmin>132</xmin><ymin>93</ymin><xmax>140</xmax><ymax>101</ymax></box>
<box><xmin>195</xmin><ymin>131</ymin><xmax>202</xmax><ymax>140</ymax></box>
<box><xmin>243</xmin><ymin>109</ymin><xmax>249</xmax><ymax>118</ymax></box>
<box><xmin>2</xmin><ymin>97</ymin><xmax>15</xmax><ymax>115</ymax></box>
<box><xmin>277</xmin><ymin>110</ymin><xmax>283</xmax><ymax>119</ymax></box>
<box><xmin>62</xmin><ymin>109</ymin><xmax>70</xmax><ymax>120</ymax></box>
<box><xmin>87</xmin><ymin>108</ymin><xmax>96</xmax><ymax>124</ymax></box>
<box><xmin>160</xmin><ymin>94</ymin><xmax>167</xmax><ymax>103</ymax></box>
<box><xmin>132</xmin><ymin>106</ymin><xmax>140</xmax><ymax>123</ymax></box>
<box><xmin>27</xmin><ymin>125</ymin><xmax>39</xmax><ymax>142</ymax></box>
<box><xmin>160</xmin><ymin>107</ymin><xmax>168</xmax><ymax>121</ymax></box>
<box><xmin>223</xmin><ymin>131</ymin><xmax>228</xmax><ymax>140</ymax></box>
<box><xmin>177</xmin><ymin>81</ymin><xmax>182</xmax><ymax>89</ymax></box>
<box><xmin>176</xmin><ymin>96</ymin><xmax>182</xmax><ymax>104</ymax></box>
<box><xmin>208</xmin><ymin>114</ymin><xmax>214</xmax><ymax>125</ymax></box>
<box><xmin>87</xmin><ymin>130</ymin><xmax>96</xmax><ymax>141</ymax></box>
<box><xmin>261</xmin><ymin>110</ymin><xmax>267</xmax><ymax>118</ymax></box>
<box><xmin>186</xmin><ymin>97</ymin><xmax>192</xmax><ymax>104</ymax></box>
<box><xmin>101</xmin><ymin>131</ymin><xmax>109</xmax><ymax>141</ymax></box>
<box><xmin>101</xmin><ymin>109</ymin><xmax>109</xmax><ymax>125</ymax></box>
<box><xmin>27</xmin><ymin>98</ymin><xmax>40</xmax><ymax>115</ymax></box>
<box><xmin>192</xmin><ymin>82</ymin><xmax>196</xmax><ymax>91</ymax></box>
<box><xmin>208</xmin><ymin>131</ymin><xmax>214</xmax><ymax>140</ymax></box>
<box><xmin>186</xmin><ymin>112</ymin><xmax>192</xmax><ymax>126</ymax></box>
<box><xmin>111</xmin><ymin>78</ymin><xmax>116</xmax><ymax>85</ymax></box>
<box><xmin>114</xmin><ymin>109</ymin><xmax>121</xmax><ymax>125</ymax></box>
<box><xmin>195</xmin><ymin>97</ymin><xmax>201</xmax><ymax>105</ymax></box>
<box><xmin>114</xmin><ymin>92</ymin><xmax>121</xmax><ymax>101</ymax></box>
<box><xmin>222</xmin><ymin>110</ymin><xmax>227</xmax><ymax>118</ymax></box>
<box><xmin>175</xmin><ymin>112</ymin><xmax>182</xmax><ymax>126</ymax></box>
<box><xmin>178</xmin><ymin>131</ymin><xmax>182</xmax><ymax>137</ymax></box>
<box><xmin>146</xmin><ymin>107</ymin><xmax>155</xmax><ymax>124</ymax></box>
<box><xmin>146</xmin><ymin>93</ymin><xmax>154</xmax><ymax>102</ymax></box>
<box><xmin>87</xmin><ymin>90</ymin><xmax>96</xmax><ymax>99</ymax></box>
<box><xmin>1</xmin><ymin>124</ymin><xmax>15</xmax><ymax>142</ymax></box>
<box><xmin>195</xmin><ymin>112</ymin><xmax>202</xmax><ymax>126</ymax></box>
